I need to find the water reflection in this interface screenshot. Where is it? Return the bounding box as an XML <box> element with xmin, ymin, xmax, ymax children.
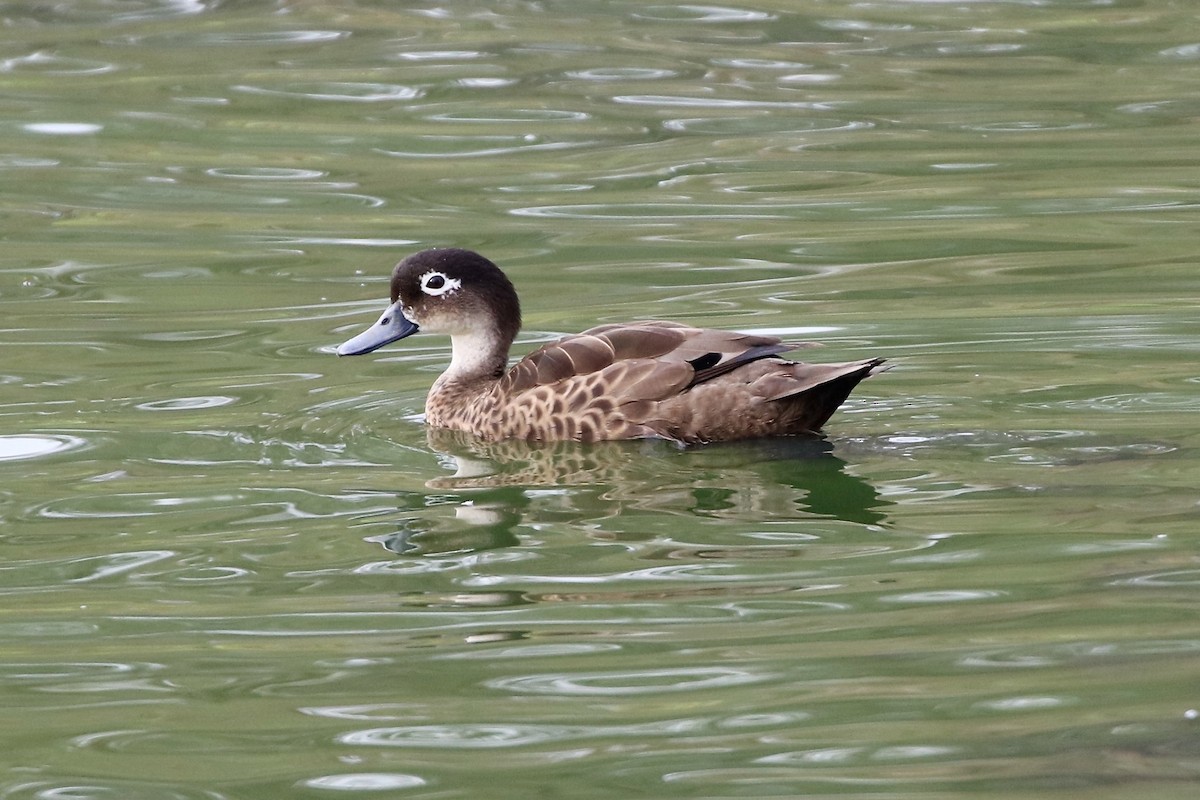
<box><xmin>303</xmin><ymin>773</ymin><xmax>426</xmax><ymax>791</ymax></box>
<box><xmin>6</xmin><ymin>1</ymin><xmax>1198</xmax><ymax>795</ymax></box>
<box><xmin>0</xmin><ymin>433</ymin><xmax>87</xmax><ymax>461</ymax></box>
<box><xmin>367</xmin><ymin>429</ymin><xmax>889</xmax><ymax>556</ymax></box>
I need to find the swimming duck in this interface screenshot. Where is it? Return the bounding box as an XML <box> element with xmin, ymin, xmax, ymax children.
<box><xmin>336</xmin><ymin>248</ymin><xmax>885</xmax><ymax>444</ymax></box>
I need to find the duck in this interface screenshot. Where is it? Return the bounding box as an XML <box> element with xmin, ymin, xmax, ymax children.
<box><xmin>336</xmin><ymin>248</ymin><xmax>886</xmax><ymax>444</ymax></box>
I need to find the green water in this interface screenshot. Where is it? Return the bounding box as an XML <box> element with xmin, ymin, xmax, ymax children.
<box><xmin>2</xmin><ymin>1</ymin><xmax>1199</xmax><ymax>797</ymax></box>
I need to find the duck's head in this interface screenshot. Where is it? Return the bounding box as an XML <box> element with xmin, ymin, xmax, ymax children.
<box><xmin>336</xmin><ymin>248</ymin><xmax>522</xmax><ymax>357</ymax></box>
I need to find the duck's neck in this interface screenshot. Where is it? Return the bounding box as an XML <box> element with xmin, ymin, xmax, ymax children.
<box><xmin>425</xmin><ymin>330</ymin><xmax>509</xmax><ymax>433</ymax></box>
<box><xmin>435</xmin><ymin>329</ymin><xmax>510</xmax><ymax>388</ymax></box>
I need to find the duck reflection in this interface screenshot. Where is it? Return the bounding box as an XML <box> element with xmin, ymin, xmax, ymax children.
<box><xmin>368</xmin><ymin>428</ymin><xmax>889</xmax><ymax>556</ymax></box>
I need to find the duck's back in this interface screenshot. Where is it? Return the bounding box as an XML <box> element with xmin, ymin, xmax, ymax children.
<box><xmin>427</xmin><ymin>321</ymin><xmax>883</xmax><ymax>444</ymax></box>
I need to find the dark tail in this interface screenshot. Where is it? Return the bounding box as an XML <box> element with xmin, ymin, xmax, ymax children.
<box><xmin>783</xmin><ymin>358</ymin><xmax>887</xmax><ymax>432</ymax></box>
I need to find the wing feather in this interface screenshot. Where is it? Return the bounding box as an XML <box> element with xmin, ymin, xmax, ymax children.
<box><xmin>498</xmin><ymin>321</ymin><xmax>835</xmax><ymax>441</ymax></box>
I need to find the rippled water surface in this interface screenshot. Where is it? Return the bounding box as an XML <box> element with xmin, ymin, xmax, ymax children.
<box><xmin>3</xmin><ymin>1</ymin><xmax>1199</xmax><ymax>798</ymax></box>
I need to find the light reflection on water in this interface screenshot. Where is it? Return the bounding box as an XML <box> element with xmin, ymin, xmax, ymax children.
<box><xmin>0</xmin><ymin>434</ymin><xmax>88</xmax><ymax>462</ymax></box>
<box><xmin>1</xmin><ymin>0</ymin><xmax>1199</xmax><ymax>798</ymax></box>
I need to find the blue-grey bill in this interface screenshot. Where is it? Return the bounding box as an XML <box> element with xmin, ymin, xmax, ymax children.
<box><xmin>336</xmin><ymin>301</ymin><xmax>419</xmax><ymax>356</ymax></box>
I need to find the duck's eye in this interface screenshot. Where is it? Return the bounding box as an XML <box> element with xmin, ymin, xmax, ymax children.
<box><xmin>418</xmin><ymin>270</ymin><xmax>461</xmax><ymax>297</ymax></box>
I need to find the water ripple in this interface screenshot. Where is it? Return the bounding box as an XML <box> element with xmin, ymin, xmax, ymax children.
<box><xmin>341</xmin><ymin>724</ymin><xmax>587</xmax><ymax>749</ymax></box>
<box><xmin>89</xmin><ymin>182</ymin><xmax>384</xmax><ymax>211</ymax></box>
<box><xmin>302</xmin><ymin>773</ymin><xmax>427</xmax><ymax>791</ymax></box>
<box><xmin>975</xmin><ymin>695</ymin><xmax>1073</xmax><ymax>712</ymax></box>
<box><xmin>0</xmin><ymin>621</ymin><xmax>97</xmax><ymax>637</ymax></box>
<box><xmin>960</xmin><ymin>639</ymin><xmax>1200</xmax><ymax>669</ymax></box>
<box><xmin>460</xmin><ymin>563</ymin><xmax>742</xmax><ymax>586</ymax></box>
<box><xmin>27</xmin><ymin>491</ymin><xmax>244</xmax><ymax>521</ymax></box>
<box><xmin>613</xmin><ymin>94</ymin><xmax>833</xmax><ymax>109</ymax></box>
<box><xmin>1023</xmin><ymin>392</ymin><xmax>1200</xmax><ymax>413</ymax></box>
<box><xmin>137</xmin><ymin>331</ymin><xmax>243</xmax><ymax>343</ymax></box>
<box><xmin>339</xmin><ymin>716</ymin><xmax>718</xmax><ymax>749</ymax></box>
<box><xmin>135</xmin><ymin>396</ymin><xmax>237</xmax><ymax>411</ymax></box>
<box><xmin>66</xmin><ymin>551</ymin><xmax>178</xmax><ymax>583</ymax></box>
<box><xmin>510</xmin><ymin>201</ymin><xmax>848</xmax><ymax>220</ymax></box>
<box><xmin>250</xmin><ymin>235</ymin><xmax>417</xmax><ymax>248</ymax></box>
<box><xmin>1117</xmin><ymin>569</ymin><xmax>1200</xmax><ymax>587</ymax></box>
<box><xmin>0</xmin><ymin>780</ymin><xmax>230</xmax><ymax>800</ymax></box>
<box><xmin>22</xmin><ymin>122</ymin><xmax>103</xmax><ymax>135</ymax></box>
<box><xmin>163</xmin><ymin>29</ymin><xmax>349</xmax><ymax>46</ymax></box>
<box><xmin>878</xmin><ymin>589</ymin><xmax>1007</xmax><ymax>605</ymax></box>
<box><xmin>205</xmin><ymin>167</ymin><xmax>328</xmax><ymax>180</ymax></box>
<box><xmin>1159</xmin><ymin>43</ymin><xmax>1200</xmax><ymax>60</ymax></box>
<box><xmin>427</xmin><ymin>108</ymin><xmax>591</xmax><ymax>123</ymax></box>
<box><xmin>2</xmin><ymin>661</ymin><xmax>159</xmax><ymax>682</ymax></box>
<box><xmin>390</xmin><ymin>49</ymin><xmax>487</xmax><ymax>62</ymax></box>
<box><xmin>438</xmin><ymin>643</ymin><xmax>622</xmax><ymax>660</ymax></box>
<box><xmin>754</xmin><ymin>744</ymin><xmax>960</xmax><ymax>767</ymax></box>
<box><xmin>0</xmin><ymin>433</ymin><xmax>87</xmax><ymax>461</ymax></box>
<box><xmin>1</xmin><ymin>51</ymin><xmax>118</xmax><ymax>75</ymax></box>
<box><xmin>376</xmin><ymin>137</ymin><xmax>596</xmax><ymax>159</ymax></box>
<box><xmin>232</xmin><ymin>82</ymin><xmax>421</xmax><ymax>102</ymax></box>
<box><xmin>663</xmin><ymin>116</ymin><xmax>869</xmax><ymax>134</ymax></box>
<box><xmin>299</xmin><ymin>703</ymin><xmax>425</xmax><ymax>721</ymax></box>
<box><xmin>566</xmin><ymin>67</ymin><xmax>679</xmax><ymax>80</ymax></box>
<box><xmin>632</xmin><ymin>5</ymin><xmax>777</xmax><ymax>23</ymax></box>
<box><xmin>486</xmin><ymin>666</ymin><xmax>769</xmax><ymax>696</ymax></box>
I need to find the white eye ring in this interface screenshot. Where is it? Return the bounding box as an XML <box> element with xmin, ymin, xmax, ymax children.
<box><xmin>418</xmin><ymin>270</ymin><xmax>461</xmax><ymax>297</ymax></box>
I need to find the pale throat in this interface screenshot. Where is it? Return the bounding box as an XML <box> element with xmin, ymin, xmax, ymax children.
<box><xmin>442</xmin><ymin>327</ymin><xmax>506</xmax><ymax>382</ymax></box>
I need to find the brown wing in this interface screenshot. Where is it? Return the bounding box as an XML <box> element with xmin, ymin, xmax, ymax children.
<box><xmin>582</xmin><ymin>321</ymin><xmax>822</xmax><ymax>386</ymax></box>
<box><xmin>501</xmin><ymin>323</ymin><xmax>693</xmax><ymax>404</ymax></box>
<box><xmin>503</xmin><ymin>321</ymin><xmax>809</xmax><ymax>397</ymax></box>
<box><xmin>496</xmin><ymin>322</ymin><xmax>834</xmax><ymax>441</ymax></box>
